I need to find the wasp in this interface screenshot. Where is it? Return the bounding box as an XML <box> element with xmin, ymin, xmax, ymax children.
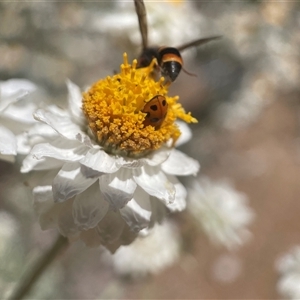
<box><xmin>134</xmin><ymin>0</ymin><xmax>221</xmax><ymax>83</ymax></box>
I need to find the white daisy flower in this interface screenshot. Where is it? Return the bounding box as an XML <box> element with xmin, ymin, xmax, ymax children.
<box><xmin>22</xmin><ymin>54</ymin><xmax>199</xmax><ymax>252</ymax></box>
<box><xmin>276</xmin><ymin>246</ymin><xmax>300</xmax><ymax>300</ymax></box>
<box><xmin>109</xmin><ymin>220</ymin><xmax>180</xmax><ymax>278</ymax></box>
<box><xmin>0</xmin><ymin>79</ymin><xmax>37</xmax><ymax>162</ymax></box>
<box><xmin>188</xmin><ymin>177</ymin><xmax>254</xmax><ymax>250</ymax></box>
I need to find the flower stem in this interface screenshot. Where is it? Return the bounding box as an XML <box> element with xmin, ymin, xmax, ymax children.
<box><xmin>9</xmin><ymin>234</ymin><xmax>69</xmax><ymax>300</ymax></box>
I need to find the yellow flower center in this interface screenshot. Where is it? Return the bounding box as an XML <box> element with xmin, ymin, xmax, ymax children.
<box><xmin>82</xmin><ymin>53</ymin><xmax>197</xmax><ymax>158</ymax></box>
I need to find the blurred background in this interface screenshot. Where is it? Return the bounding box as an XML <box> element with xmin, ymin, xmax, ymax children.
<box><xmin>1</xmin><ymin>0</ymin><xmax>300</xmax><ymax>298</ymax></box>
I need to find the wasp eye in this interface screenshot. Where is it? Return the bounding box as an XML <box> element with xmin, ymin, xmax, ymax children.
<box><xmin>162</xmin><ymin>100</ymin><xmax>167</xmax><ymax>106</ymax></box>
<box><xmin>150</xmin><ymin>105</ymin><xmax>158</xmax><ymax>111</ymax></box>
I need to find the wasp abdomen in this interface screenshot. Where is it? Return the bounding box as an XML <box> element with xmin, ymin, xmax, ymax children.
<box><xmin>158</xmin><ymin>47</ymin><xmax>183</xmax><ymax>82</ymax></box>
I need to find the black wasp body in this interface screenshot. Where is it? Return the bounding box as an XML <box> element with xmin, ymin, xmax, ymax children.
<box><xmin>137</xmin><ymin>46</ymin><xmax>183</xmax><ymax>83</ymax></box>
<box><xmin>134</xmin><ymin>0</ymin><xmax>220</xmax><ymax>84</ymax></box>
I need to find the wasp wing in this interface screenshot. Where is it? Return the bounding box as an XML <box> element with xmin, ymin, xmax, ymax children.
<box><xmin>134</xmin><ymin>0</ymin><xmax>148</xmax><ymax>49</ymax></box>
<box><xmin>177</xmin><ymin>36</ymin><xmax>221</xmax><ymax>52</ymax></box>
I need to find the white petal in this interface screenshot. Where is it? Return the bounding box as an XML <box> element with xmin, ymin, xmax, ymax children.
<box><xmin>99</xmin><ymin>168</ymin><xmax>137</xmax><ymax>210</ymax></box>
<box><xmin>133</xmin><ymin>166</ymin><xmax>175</xmax><ymax>205</ymax></box>
<box><xmin>18</xmin><ymin>123</ymin><xmax>59</xmax><ymax>156</ymax></box>
<box><xmin>162</xmin><ymin>149</ymin><xmax>200</xmax><ymax>176</ymax></box>
<box><xmin>21</xmin><ymin>153</ymin><xmax>64</xmax><ymax>173</ymax></box>
<box><xmin>116</xmin><ymin>156</ymin><xmax>144</xmax><ymax>169</ymax></box>
<box><xmin>21</xmin><ymin>138</ymin><xmax>87</xmax><ymax>172</ymax></box>
<box><xmin>57</xmin><ymin>199</ymin><xmax>78</xmax><ymax>236</ymax></box>
<box><xmin>165</xmin><ymin>175</ymin><xmax>187</xmax><ymax>212</ymax></box>
<box><xmin>120</xmin><ymin>187</ymin><xmax>151</xmax><ymax>232</ymax></box>
<box><xmin>3</xmin><ymin>98</ymin><xmax>36</xmax><ymax>124</ymax></box>
<box><xmin>116</xmin><ymin>147</ymin><xmax>170</xmax><ymax>169</ymax></box>
<box><xmin>80</xmin><ymin>148</ymin><xmax>120</xmax><ymax>174</ymax></box>
<box><xmin>16</xmin><ymin>125</ymin><xmax>56</xmax><ymax>155</ymax></box>
<box><xmin>140</xmin><ymin>146</ymin><xmax>171</xmax><ymax>166</ymax></box>
<box><xmin>46</xmin><ymin>104</ymin><xmax>69</xmax><ymax>117</ymax></box>
<box><xmin>0</xmin><ymin>79</ymin><xmax>37</xmax><ymax>111</ymax></box>
<box><xmin>111</xmin><ymin>220</ymin><xmax>180</xmax><ymax>277</ymax></box>
<box><xmin>33</xmin><ymin>185</ymin><xmax>53</xmax><ymax>213</ymax></box>
<box><xmin>80</xmin><ymin>164</ymin><xmax>103</xmax><ymax>178</ymax></box>
<box><xmin>149</xmin><ymin>197</ymin><xmax>167</xmax><ymax>226</ymax></box>
<box><xmin>0</xmin><ymin>96</ymin><xmax>15</xmax><ymax>113</ymax></box>
<box><xmin>52</xmin><ymin>162</ymin><xmax>97</xmax><ymax>202</ymax></box>
<box><xmin>16</xmin><ymin>133</ymin><xmax>32</xmax><ymax>155</ymax></box>
<box><xmin>34</xmin><ymin>109</ymin><xmax>84</xmax><ymax>140</ymax></box>
<box><xmin>72</xmin><ymin>182</ymin><xmax>109</xmax><ymax>230</ymax></box>
<box><xmin>27</xmin><ymin>122</ymin><xmax>58</xmax><ymax>140</ymax></box>
<box><xmin>28</xmin><ymin>137</ymin><xmax>87</xmax><ymax>161</ymax></box>
<box><xmin>66</xmin><ymin>80</ymin><xmax>86</xmax><ymax>126</ymax></box>
<box><xmin>0</xmin><ymin>125</ymin><xmax>17</xmax><ymax>155</ymax></box>
<box><xmin>75</xmin><ymin>132</ymin><xmax>93</xmax><ymax>148</ymax></box>
<box><xmin>96</xmin><ymin>210</ymin><xmax>125</xmax><ymax>244</ymax></box>
<box><xmin>175</xmin><ymin>121</ymin><xmax>192</xmax><ymax>147</ymax></box>
<box><xmin>0</xmin><ymin>79</ymin><xmax>37</xmax><ymax>98</ymax></box>
<box><xmin>33</xmin><ymin>185</ymin><xmax>57</xmax><ymax>230</ymax></box>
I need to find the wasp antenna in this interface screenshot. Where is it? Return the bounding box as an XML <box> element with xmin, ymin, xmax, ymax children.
<box><xmin>177</xmin><ymin>35</ymin><xmax>222</xmax><ymax>52</ymax></box>
<box><xmin>134</xmin><ymin>0</ymin><xmax>148</xmax><ymax>49</ymax></box>
<box><xmin>182</xmin><ymin>67</ymin><xmax>197</xmax><ymax>78</ymax></box>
